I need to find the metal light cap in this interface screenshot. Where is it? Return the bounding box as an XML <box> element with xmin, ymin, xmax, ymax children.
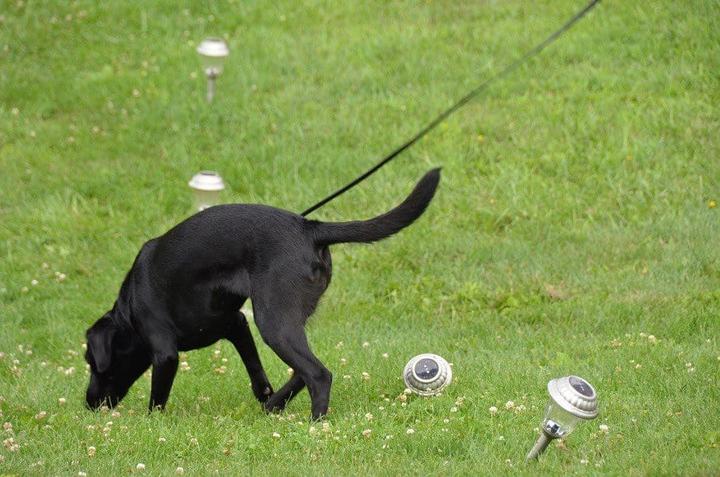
<box><xmin>547</xmin><ymin>375</ymin><xmax>598</xmax><ymax>419</ymax></box>
<box><xmin>188</xmin><ymin>171</ymin><xmax>225</xmax><ymax>192</ymax></box>
<box><xmin>196</xmin><ymin>37</ymin><xmax>229</xmax><ymax>58</ymax></box>
<box><xmin>403</xmin><ymin>353</ymin><xmax>452</xmax><ymax>396</ymax></box>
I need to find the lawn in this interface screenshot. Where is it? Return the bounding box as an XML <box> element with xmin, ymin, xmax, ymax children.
<box><xmin>1</xmin><ymin>0</ymin><xmax>719</xmax><ymax>475</ymax></box>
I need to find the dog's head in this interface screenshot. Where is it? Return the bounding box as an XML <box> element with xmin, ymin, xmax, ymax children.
<box><xmin>84</xmin><ymin>313</ymin><xmax>151</xmax><ymax>409</ymax></box>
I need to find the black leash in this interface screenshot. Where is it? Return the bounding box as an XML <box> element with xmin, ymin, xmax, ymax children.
<box><xmin>301</xmin><ymin>0</ymin><xmax>602</xmax><ymax>217</ymax></box>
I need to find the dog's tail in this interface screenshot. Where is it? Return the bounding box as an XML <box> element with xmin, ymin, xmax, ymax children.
<box><xmin>308</xmin><ymin>168</ymin><xmax>440</xmax><ymax>246</ymax></box>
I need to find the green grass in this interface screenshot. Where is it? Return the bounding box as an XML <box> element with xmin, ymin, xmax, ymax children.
<box><xmin>1</xmin><ymin>0</ymin><xmax>719</xmax><ymax>475</ymax></box>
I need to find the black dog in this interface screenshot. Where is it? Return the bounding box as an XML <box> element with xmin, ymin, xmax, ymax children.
<box><xmin>84</xmin><ymin>169</ymin><xmax>440</xmax><ymax>420</ymax></box>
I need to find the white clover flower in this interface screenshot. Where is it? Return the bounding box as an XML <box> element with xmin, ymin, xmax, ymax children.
<box><xmin>382</xmin><ymin>353</ymin><xmax>389</xmax><ymax>359</ymax></box>
<box><xmin>3</xmin><ymin>437</ymin><xmax>19</xmax><ymax>451</ymax></box>
<box><xmin>136</xmin><ymin>463</ymin><xmax>146</xmax><ymax>471</ymax></box>
<box><xmin>361</xmin><ymin>372</ymin><xmax>370</xmax><ymax>380</ymax></box>
<box><xmin>362</xmin><ymin>429</ymin><xmax>372</xmax><ymax>437</ymax></box>
<box><xmin>175</xmin><ymin>467</ymin><xmax>185</xmax><ymax>475</ymax></box>
<box><xmin>87</xmin><ymin>446</ymin><xmax>96</xmax><ymax>457</ymax></box>
<box><xmin>272</xmin><ymin>432</ymin><xmax>281</xmax><ymax>439</ymax></box>
<box><xmin>505</xmin><ymin>400</ymin><xmax>515</xmax><ymax>410</ymax></box>
<box><xmin>362</xmin><ymin>341</ymin><xmax>370</xmax><ymax>348</ymax></box>
<box><xmin>365</xmin><ymin>412</ymin><xmax>373</xmax><ymax>421</ymax></box>
<box><xmin>450</xmin><ymin>406</ymin><xmax>458</xmax><ymax>413</ymax></box>
<box><xmin>406</xmin><ymin>428</ymin><xmax>415</xmax><ymax>435</ymax></box>
<box><xmin>34</xmin><ymin>411</ymin><xmax>47</xmax><ymax>420</ymax></box>
<box><xmin>599</xmin><ymin>424</ymin><xmax>609</xmax><ymax>433</ymax></box>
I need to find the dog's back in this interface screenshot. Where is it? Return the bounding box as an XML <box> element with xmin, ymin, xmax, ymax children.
<box><xmin>153</xmin><ymin>168</ymin><xmax>440</xmax><ymax>267</ymax></box>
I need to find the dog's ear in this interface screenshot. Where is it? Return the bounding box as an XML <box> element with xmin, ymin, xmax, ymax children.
<box><xmin>87</xmin><ymin>316</ymin><xmax>116</xmax><ymax>374</ymax></box>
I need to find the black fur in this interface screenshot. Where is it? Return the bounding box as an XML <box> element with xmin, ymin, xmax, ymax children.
<box><xmin>84</xmin><ymin>168</ymin><xmax>440</xmax><ymax>419</ymax></box>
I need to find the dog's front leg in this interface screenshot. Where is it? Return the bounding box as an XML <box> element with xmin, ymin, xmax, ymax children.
<box><xmin>147</xmin><ymin>335</ymin><xmax>179</xmax><ymax>412</ymax></box>
<box><xmin>225</xmin><ymin>311</ymin><xmax>274</xmax><ymax>403</ymax></box>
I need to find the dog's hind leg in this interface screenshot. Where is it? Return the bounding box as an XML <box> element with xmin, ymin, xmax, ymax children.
<box><xmin>253</xmin><ymin>304</ymin><xmax>332</xmax><ymax>420</ymax></box>
<box><xmin>263</xmin><ymin>374</ymin><xmax>305</xmax><ymax>414</ymax></box>
<box><xmin>225</xmin><ymin>311</ymin><xmax>274</xmax><ymax>403</ymax></box>
<box><xmin>261</xmin><ymin>325</ymin><xmax>331</xmax><ymax>420</ymax></box>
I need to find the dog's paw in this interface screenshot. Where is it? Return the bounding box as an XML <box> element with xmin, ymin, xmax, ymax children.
<box><xmin>262</xmin><ymin>401</ymin><xmax>284</xmax><ymax>414</ymax></box>
<box><xmin>253</xmin><ymin>383</ymin><xmax>274</xmax><ymax>403</ymax></box>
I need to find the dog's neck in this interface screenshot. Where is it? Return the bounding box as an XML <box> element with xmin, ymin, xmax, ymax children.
<box><xmin>109</xmin><ymin>299</ymin><xmax>135</xmax><ymax>333</ymax></box>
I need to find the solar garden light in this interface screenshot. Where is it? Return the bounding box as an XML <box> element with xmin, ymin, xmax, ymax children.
<box><xmin>526</xmin><ymin>375</ymin><xmax>598</xmax><ymax>461</ymax></box>
<box><xmin>188</xmin><ymin>171</ymin><xmax>225</xmax><ymax>211</ymax></box>
<box><xmin>403</xmin><ymin>353</ymin><xmax>453</xmax><ymax>396</ymax></box>
<box><xmin>196</xmin><ymin>37</ymin><xmax>229</xmax><ymax>102</ymax></box>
